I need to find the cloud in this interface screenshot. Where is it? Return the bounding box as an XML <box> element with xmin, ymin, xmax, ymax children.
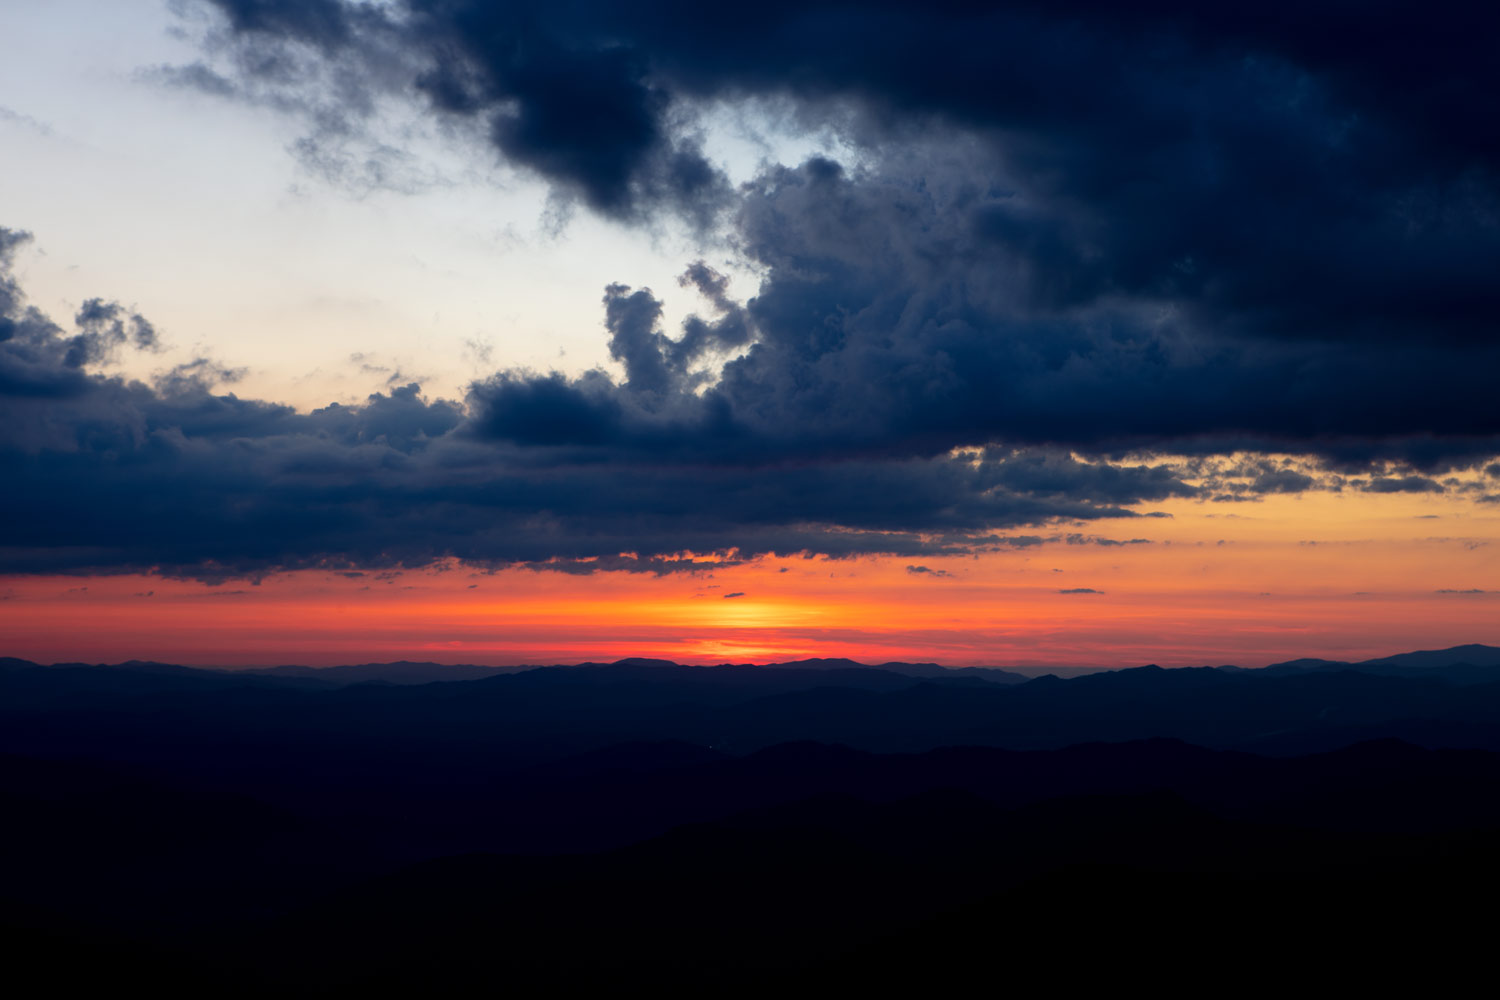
<box><xmin>6</xmin><ymin>215</ymin><xmax>1499</xmax><ymax>581</ymax></box>
<box><xmin>1250</xmin><ymin>469</ymin><xmax>1317</xmax><ymax>495</ymax></box>
<box><xmin>157</xmin><ymin>2</ymin><xmax>1500</xmax><ymax>472</ymax></box>
<box><xmin>13</xmin><ymin>1</ymin><xmax>1500</xmax><ymax>577</ymax></box>
<box><xmin>905</xmin><ymin>565</ymin><xmax>951</xmax><ymax>578</ymax></box>
<box><xmin>1064</xmin><ymin>535</ymin><xmax>1151</xmax><ymax>547</ymax></box>
<box><xmin>183</xmin><ymin>2</ymin><xmax>1500</xmax><ymax>248</ymax></box>
<box><xmin>1435</xmin><ymin>589</ymin><xmax>1489</xmax><ymax>595</ymax></box>
<box><xmin>1360</xmin><ymin>476</ymin><xmax>1445</xmax><ymax>494</ymax></box>
<box><xmin>178</xmin><ymin>0</ymin><xmax>733</xmax><ymax>218</ymax></box>
<box><xmin>446</xmin><ymin>151</ymin><xmax>1500</xmax><ymax>475</ymax></box>
<box><xmin>0</xmin><ymin>104</ymin><xmax>55</xmax><ymax>137</ymax></box>
<box><xmin>1058</xmin><ymin>588</ymin><xmax>1103</xmax><ymax>595</ymax></box>
<box><xmin>6</xmin><ymin>228</ymin><xmax>1205</xmax><ymax>579</ymax></box>
<box><xmin>722</xmin><ymin>592</ymin><xmax>745</xmax><ymax>599</ymax></box>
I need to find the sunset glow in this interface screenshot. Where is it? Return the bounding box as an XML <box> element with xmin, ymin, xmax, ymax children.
<box><xmin>7</xmin><ymin>485</ymin><xmax>1494</xmax><ymax>668</ymax></box>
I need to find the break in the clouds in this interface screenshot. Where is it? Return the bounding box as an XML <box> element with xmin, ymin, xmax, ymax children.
<box><xmin>4</xmin><ymin>1</ymin><xmax>1500</xmax><ymax>580</ymax></box>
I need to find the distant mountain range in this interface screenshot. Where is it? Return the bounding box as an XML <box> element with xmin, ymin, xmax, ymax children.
<box><xmin>6</xmin><ymin>642</ymin><xmax>1498</xmax><ymax>687</ymax></box>
<box><xmin>6</xmin><ymin>642</ymin><xmax>1500</xmax><ymax>991</ymax></box>
<box><xmin>5</xmin><ymin>644</ymin><xmax>1500</xmax><ymax>778</ymax></box>
<box><xmin>0</xmin><ymin>654</ymin><xmax>1032</xmax><ymax>686</ymax></box>
<box><xmin>1262</xmin><ymin>642</ymin><xmax>1500</xmax><ymax>682</ymax></box>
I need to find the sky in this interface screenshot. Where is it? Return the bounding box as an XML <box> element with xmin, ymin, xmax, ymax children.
<box><xmin>2</xmin><ymin>0</ymin><xmax>1497</xmax><ymax>668</ymax></box>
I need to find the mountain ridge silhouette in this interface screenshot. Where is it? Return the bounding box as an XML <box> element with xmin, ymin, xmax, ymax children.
<box><xmin>6</xmin><ymin>641</ymin><xmax>1500</xmax><ymax>992</ymax></box>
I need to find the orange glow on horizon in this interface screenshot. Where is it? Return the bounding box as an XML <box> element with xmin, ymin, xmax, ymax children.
<box><xmin>3</xmin><ymin>487</ymin><xmax>1496</xmax><ymax>669</ymax></box>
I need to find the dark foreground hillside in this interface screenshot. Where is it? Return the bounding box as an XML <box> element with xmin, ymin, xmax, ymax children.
<box><xmin>5</xmin><ymin>648</ymin><xmax>1500</xmax><ymax>994</ymax></box>
<box><xmin>6</xmin><ymin>738</ymin><xmax>1500</xmax><ymax>995</ymax></box>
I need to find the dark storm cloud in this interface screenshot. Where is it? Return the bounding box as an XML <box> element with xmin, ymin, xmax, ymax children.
<box><xmin>726</xmin><ymin>158</ymin><xmax>1500</xmax><ymax>466</ymax></box>
<box><xmin>460</xmin><ymin>158</ymin><xmax>1500</xmax><ymax>474</ymax></box>
<box><xmin>2</xmin><ymin>228</ymin><xmax>1200</xmax><ymax>579</ymax></box>
<box><xmin>177</xmin><ymin>0</ymin><xmax>1500</xmax><ymax>467</ymax></box>
<box><xmin>207</xmin><ymin>0</ymin><xmax>353</xmax><ymax>46</ymax></box>
<box><xmin>188</xmin><ymin>0</ymin><xmax>734</xmax><ymax>219</ymax></box>
<box><xmin>13</xmin><ymin>2</ymin><xmax>1500</xmax><ymax>577</ymax></box>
